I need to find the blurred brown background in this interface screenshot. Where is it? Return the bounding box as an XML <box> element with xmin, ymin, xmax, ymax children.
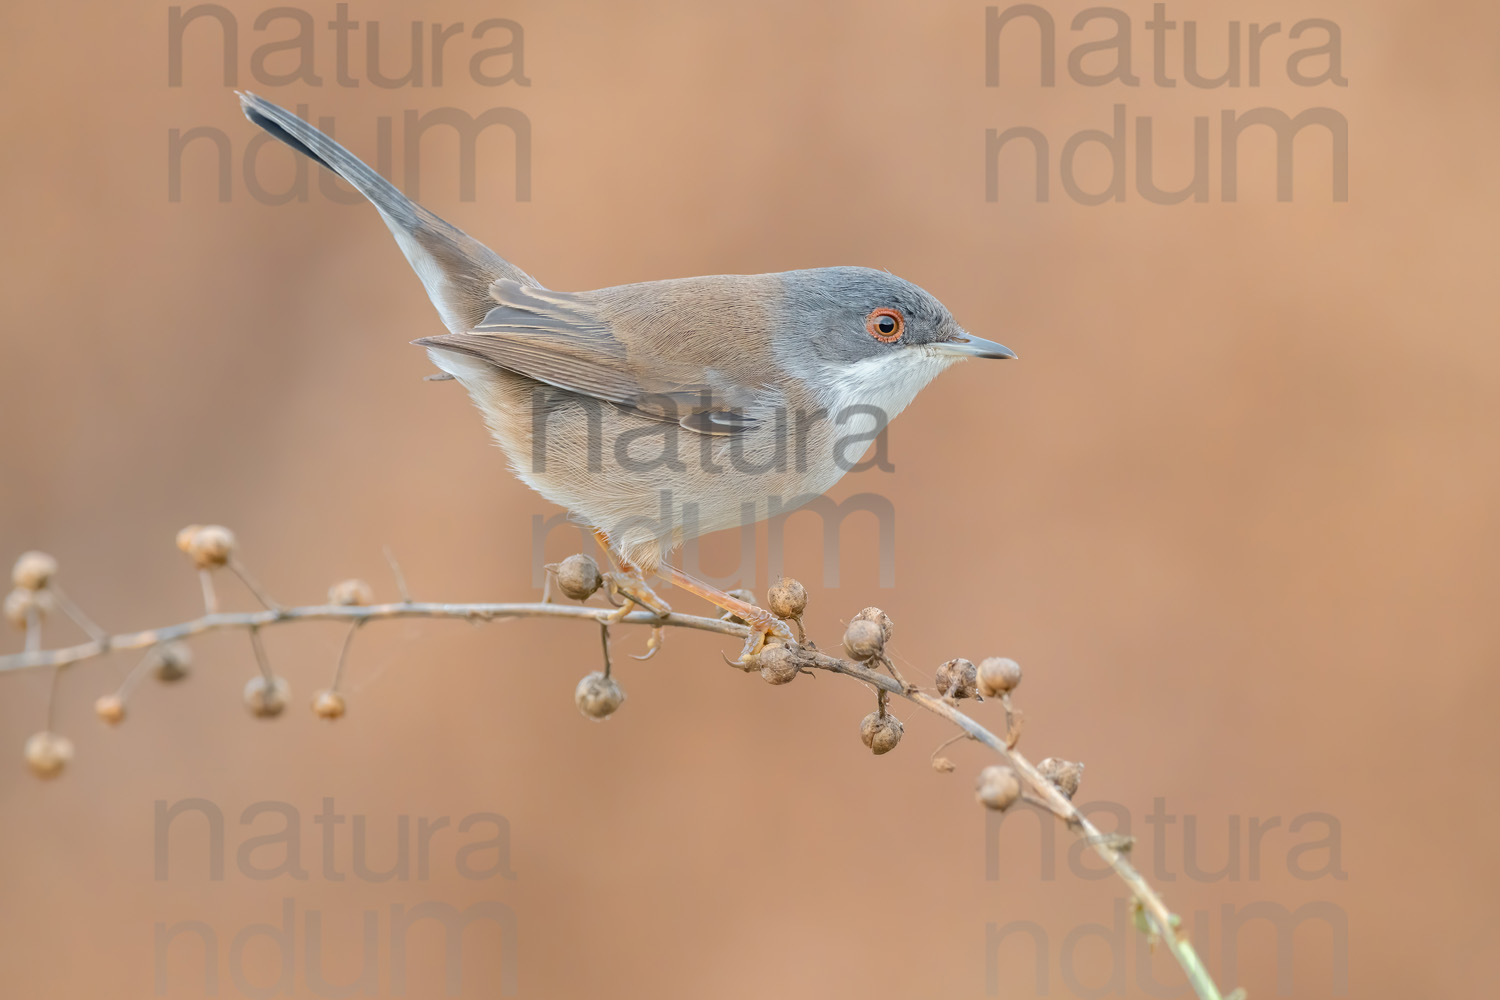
<box><xmin>1</xmin><ymin>1</ymin><xmax>1495</xmax><ymax>997</ymax></box>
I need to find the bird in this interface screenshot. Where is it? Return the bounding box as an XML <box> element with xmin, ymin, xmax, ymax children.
<box><xmin>237</xmin><ymin>92</ymin><xmax>1015</xmax><ymax>658</ymax></box>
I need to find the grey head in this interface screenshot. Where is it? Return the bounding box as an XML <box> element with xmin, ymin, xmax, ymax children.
<box><xmin>775</xmin><ymin>266</ymin><xmax>1013</xmax><ymax>364</ymax></box>
<box><xmin>767</xmin><ymin>267</ymin><xmax>1015</xmax><ymax>422</ymax></box>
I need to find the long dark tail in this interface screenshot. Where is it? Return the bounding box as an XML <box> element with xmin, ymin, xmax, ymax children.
<box><xmin>237</xmin><ymin>92</ymin><xmax>537</xmax><ymax>332</ymax></box>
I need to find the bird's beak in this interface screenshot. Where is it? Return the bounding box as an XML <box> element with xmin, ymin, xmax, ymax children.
<box><xmin>933</xmin><ymin>333</ymin><xmax>1018</xmax><ymax>360</ymax></box>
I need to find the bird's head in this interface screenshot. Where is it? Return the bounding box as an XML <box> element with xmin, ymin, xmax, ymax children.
<box><xmin>773</xmin><ymin>267</ymin><xmax>1015</xmax><ymax>419</ymax></box>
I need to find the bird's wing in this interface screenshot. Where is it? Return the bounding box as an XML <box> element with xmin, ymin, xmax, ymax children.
<box><xmin>415</xmin><ymin>280</ymin><xmax>773</xmax><ymax>435</ymax></box>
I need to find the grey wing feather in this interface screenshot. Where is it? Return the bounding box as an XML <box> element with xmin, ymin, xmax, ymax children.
<box><xmin>679</xmin><ymin>410</ymin><xmax>760</xmax><ymax>435</ymax></box>
<box><xmin>416</xmin><ymin>281</ymin><xmax>764</xmax><ymax>435</ymax></box>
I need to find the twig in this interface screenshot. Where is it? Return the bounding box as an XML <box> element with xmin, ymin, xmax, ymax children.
<box><xmin>0</xmin><ymin>602</ymin><xmax>743</xmax><ymax>673</ymax></box>
<box><xmin>49</xmin><ymin>584</ymin><xmax>107</xmax><ymax>643</ymax></box>
<box><xmin>24</xmin><ymin>603</ymin><xmax>41</xmax><ymax>654</ymax></box>
<box><xmin>198</xmin><ymin>569</ymin><xmax>219</xmax><ymax>615</ymax></box>
<box><xmin>116</xmin><ymin>647</ymin><xmax>160</xmax><ymax>700</ymax></box>
<box><xmin>383</xmin><ymin>546</ymin><xmax>413</xmax><ymax>604</ymax></box>
<box><xmin>1000</xmin><ymin>691</ymin><xmax>1023</xmax><ymax>748</ymax></box>
<box><xmin>247</xmin><ymin>627</ymin><xmax>274</xmax><ymax>683</ymax></box>
<box><xmin>329</xmin><ymin>622</ymin><xmax>361</xmax><ymax>692</ymax></box>
<box><xmin>797</xmin><ymin>646</ymin><xmax>1225</xmax><ymax>1000</ymax></box>
<box><xmin>0</xmin><ymin>592</ymin><xmax>1231</xmax><ymax>1000</ymax></box>
<box><xmin>928</xmin><ymin>730</ymin><xmax>968</xmax><ymax>769</ymax></box>
<box><xmin>229</xmin><ymin>558</ymin><xmax>280</xmax><ymax>611</ymax></box>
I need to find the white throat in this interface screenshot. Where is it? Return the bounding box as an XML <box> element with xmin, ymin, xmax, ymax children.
<box><xmin>814</xmin><ymin>349</ymin><xmax>961</xmax><ymax>427</ymax></box>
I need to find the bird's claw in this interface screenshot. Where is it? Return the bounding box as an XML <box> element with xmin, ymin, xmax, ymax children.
<box><xmin>632</xmin><ymin>625</ymin><xmax>665</xmax><ymax>661</ymax></box>
<box><xmin>601</xmin><ymin>597</ymin><xmax>635</xmax><ymax>624</ymax></box>
<box><xmin>730</xmin><ymin>633</ymin><xmax>762</xmax><ymax>667</ymax></box>
<box><xmin>602</xmin><ymin>570</ymin><xmax>672</xmax><ymax>619</ymax></box>
<box><xmin>743</xmin><ymin>608</ymin><xmax>795</xmax><ymax>648</ymax></box>
<box><xmin>728</xmin><ymin>608</ymin><xmax>797</xmax><ymax>666</ymax></box>
<box><xmin>601</xmin><ymin>570</ymin><xmax>669</xmax><ymax>654</ymax></box>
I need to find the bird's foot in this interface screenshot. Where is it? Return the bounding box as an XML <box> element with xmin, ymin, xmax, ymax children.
<box><xmin>738</xmin><ymin>605</ymin><xmax>796</xmax><ymax>654</ymax></box>
<box><xmin>729</xmin><ymin>607</ymin><xmax>798</xmax><ymax>666</ymax></box>
<box><xmin>601</xmin><ymin>569</ymin><xmax>672</xmax><ymax>623</ymax></box>
<box><xmin>653</xmin><ymin>563</ymin><xmax>796</xmax><ymax>664</ymax></box>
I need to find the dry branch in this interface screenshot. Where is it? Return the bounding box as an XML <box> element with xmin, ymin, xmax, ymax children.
<box><xmin>0</xmin><ymin>536</ymin><xmax>1239</xmax><ymax>1000</ymax></box>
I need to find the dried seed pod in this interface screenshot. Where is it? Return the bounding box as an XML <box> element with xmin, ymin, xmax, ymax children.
<box><xmin>2</xmin><ymin>589</ymin><xmax>26</xmax><ymax>629</ymax></box>
<box><xmin>24</xmin><ymin>731</ymin><xmax>74</xmax><ymax>779</ymax></box>
<box><xmin>575</xmin><ymin>671</ymin><xmax>624</xmax><ymax>719</ymax></box>
<box><xmin>311</xmin><ymin>690</ymin><xmax>347</xmax><ymax>719</ymax></box>
<box><xmin>758</xmin><ymin>644</ymin><xmax>799</xmax><ymax>685</ymax></box>
<box><xmin>243</xmin><ymin>674</ymin><xmax>290</xmax><ymax>718</ymax></box>
<box><xmin>94</xmin><ymin>694</ymin><xmax>126</xmax><ymax>725</ymax></box>
<box><xmin>11</xmin><ymin>551</ymin><xmax>58</xmax><ymax>591</ymax></box>
<box><xmin>843</xmin><ymin>618</ymin><xmax>885</xmax><ymax>661</ymax></box>
<box><xmin>976</xmin><ymin>764</ymin><xmax>1022</xmax><ymax>811</ymax></box>
<box><xmin>152</xmin><ymin>642</ymin><xmax>192</xmax><ymax>683</ymax></box>
<box><xmin>852</xmin><ymin>606</ymin><xmax>894</xmax><ymax>644</ymax></box>
<box><xmin>978</xmin><ymin>657</ymin><xmax>1022</xmax><ymax>697</ymax></box>
<box><xmin>931</xmin><ymin>757</ymin><xmax>957</xmax><ymax>773</ymax></box>
<box><xmin>4</xmin><ymin>587</ymin><xmax>52</xmax><ymax>629</ymax></box>
<box><xmin>175</xmin><ymin>525</ymin><xmax>203</xmax><ymax>554</ymax></box>
<box><xmin>1037</xmin><ymin>757</ymin><xmax>1084</xmax><ymax>798</ymax></box>
<box><xmin>767</xmin><ymin>578</ymin><xmax>807</xmax><ymax>620</ymax></box>
<box><xmin>185</xmin><ymin>525</ymin><xmax>236</xmax><ymax>569</ymax></box>
<box><xmin>556</xmin><ymin>554</ymin><xmax>602</xmax><ymax>601</ymax></box>
<box><xmin>327</xmin><ymin>579</ymin><xmax>374</xmax><ymax>607</ymax></box>
<box><xmin>935</xmin><ymin>658</ymin><xmax>978</xmax><ymax>699</ymax></box>
<box><xmin>859</xmin><ymin>711</ymin><xmax>904</xmax><ymax>755</ymax></box>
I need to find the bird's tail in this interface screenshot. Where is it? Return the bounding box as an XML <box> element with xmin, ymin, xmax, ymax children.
<box><xmin>237</xmin><ymin>92</ymin><xmax>536</xmax><ymax>332</ymax></box>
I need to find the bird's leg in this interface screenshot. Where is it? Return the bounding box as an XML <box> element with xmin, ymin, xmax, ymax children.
<box><xmin>654</xmin><ymin>563</ymin><xmax>796</xmax><ymax>662</ymax></box>
<box><xmin>592</xmin><ymin>530</ymin><xmax>672</xmax><ymax>634</ymax></box>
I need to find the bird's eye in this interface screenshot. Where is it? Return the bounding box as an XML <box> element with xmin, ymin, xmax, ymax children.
<box><xmin>865</xmin><ymin>308</ymin><xmax>905</xmax><ymax>343</ymax></box>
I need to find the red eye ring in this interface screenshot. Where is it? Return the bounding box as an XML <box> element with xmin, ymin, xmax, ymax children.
<box><xmin>865</xmin><ymin>308</ymin><xmax>905</xmax><ymax>343</ymax></box>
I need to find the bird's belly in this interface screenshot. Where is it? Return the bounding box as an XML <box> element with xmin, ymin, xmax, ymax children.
<box><xmin>443</xmin><ymin>362</ymin><xmax>852</xmax><ymax>568</ymax></box>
